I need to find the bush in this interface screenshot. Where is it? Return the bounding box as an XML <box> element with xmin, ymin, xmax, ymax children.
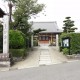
<box><xmin>9</xmin><ymin>49</ymin><xmax>27</xmax><ymax>58</ymax></box>
<box><xmin>62</xmin><ymin>48</ymin><xmax>69</xmax><ymax>55</ymax></box>
<box><xmin>0</xmin><ymin>32</ymin><xmax>3</xmax><ymax>51</ymax></box>
<box><xmin>9</xmin><ymin>30</ymin><xmax>26</xmax><ymax>49</ymax></box>
<box><xmin>60</xmin><ymin>33</ymin><xmax>80</xmax><ymax>54</ymax></box>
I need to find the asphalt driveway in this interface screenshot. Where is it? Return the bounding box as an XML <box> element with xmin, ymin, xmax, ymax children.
<box><xmin>0</xmin><ymin>60</ymin><xmax>80</xmax><ymax>80</ymax></box>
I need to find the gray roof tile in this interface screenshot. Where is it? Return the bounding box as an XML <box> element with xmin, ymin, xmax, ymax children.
<box><xmin>32</xmin><ymin>21</ymin><xmax>62</xmax><ymax>33</ymax></box>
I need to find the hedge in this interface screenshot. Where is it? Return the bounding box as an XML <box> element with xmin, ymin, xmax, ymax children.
<box><xmin>9</xmin><ymin>49</ymin><xmax>27</xmax><ymax>58</ymax></box>
<box><xmin>0</xmin><ymin>32</ymin><xmax>3</xmax><ymax>51</ymax></box>
<box><xmin>62</xmin><ymin>48</ymin><xmax>69</xmax><ymax>55</ymax></box>
<box><xmin>60</xmin><ymin>33</ymin><xmax>80</xmax><ymax>55</ymax></box>
<box><xmin>9</xmin><ymin>30</ymin><xmax>26</xmax><ymax>49</ymax></box>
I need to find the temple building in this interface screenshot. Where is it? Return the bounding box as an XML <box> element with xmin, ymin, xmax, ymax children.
<box><xmin>32</xmin><ymin>21</ymin><xmax>62</xmax><ymax>46</ymax></box>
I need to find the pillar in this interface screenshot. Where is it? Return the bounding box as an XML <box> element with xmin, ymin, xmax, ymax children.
<box><xmin>3</xmin><ymin>15</ymin><xmax>10</xmax><ymax>67</ymax></box>
<box><xmin>56</xmin><ymin>34</ymin><xmax>59</xmax><ymax>47</ymax></box>
<box><xmin>38</xmin><ymin>40</ymin><xmax>39</xmax><ymax>46</ymax></box>
<box><xmin>3</xmin><ymin>15</ymin><xmax>9</xmax><ymax>54</ymax></box>
<box><xmin>38</xmin><ymin>35</ymin><xmax>40</xmax><ymax>46</ymax></box>
<box><xmin>50</xmin><ymin>34</ymin><xmax>53</xmax><ymax>45</ymax></box>
<box><xmin>31</xmin><ymin>34</ymin><xmax>33</xmax><ymax>48</ymax></box>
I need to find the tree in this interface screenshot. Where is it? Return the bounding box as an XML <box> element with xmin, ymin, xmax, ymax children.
<box><xmin>3</xmin><ymin>0</ymin><xmax>16</xmax><ymax>23</ymax></box>
<box><xmin>63</xmin><ymin>17</ymin><xmax>77</xmax><ymax>33</ymax></box>
<box><xmin>12</xmin><ymin>0</ymin><xmax>44</xmax><ymax>35</ymax></box>
<box><xmin>9</xmin><ymin>30</ymin><xmax>26</xmax><ymax>49</ymax></box>
<box><xmin>33</xmin><ymin>28</ymin><xmax>46</xmax><ymax>35</ymax></box>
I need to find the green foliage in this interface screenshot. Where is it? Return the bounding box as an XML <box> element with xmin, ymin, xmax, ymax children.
<box><xmin>4</xmin><ymin>0</ymin><xmax>16</xmax><ymax>3</ymax></box>
<box><xmin>4</xmin><ymin>0</ymin><xmax>45</xmax><ymax>37</ymax></box>
<box><xmin>62</xmin><ymin>48</ymin><xmax>69</xmax><ymax>55</ymax></box>
<box><xmin>33</xmin><ymin>28</ymin><xmax>46</xmax><ymax>35</ymax></box>
<box><xmin>10</xmin><ymin>49</ymin><xmax>27</xmax><ymax>58</ymax></box>
<box><xmin>60</xmin><ymin>33</ymin><xmax>80</xmax><ymax>54</ymax></box>
<box><xmin>9</xmin><ymin>30</ymin><xmax>26</xmax><ymax>49</ymax></box>
<box><xmin>63</xmin><ymin>17</ymin><xmax>77</xmax><ymax>33</ymax></box>
<box><xmin>12</xmin><ymin>0</ymin><xmax>45</xmax><ymax>35</ymax></box>
<box><xmin>0</xmin><ymin>32</ymin><xmax>3</xmax><ymax>52</ymax></box>
<box><xmin>0</xmin><ymin>23</ymin><xmax>3</xmax><ymax>51</ymax></box>
<box><xmin>0</xmin><ymin>23</ymin><xmax>3</xmax><ymax>32</ymax></box>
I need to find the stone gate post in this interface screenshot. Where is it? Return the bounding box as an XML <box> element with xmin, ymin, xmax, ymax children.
<box><xmin>3</xmin><ymin>15</ymin><xmax>9</xmax><ymax>54</ymax></box>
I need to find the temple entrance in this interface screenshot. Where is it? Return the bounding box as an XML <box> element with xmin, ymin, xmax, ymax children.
<box><xmin>38</xmin><ymin>33</ymin><xmax>56</xmax><ymax>46</ymax></box>
<box><xmin>39</xmin><ymin>35</ymin><xmax>49</xmax><ymax>46</ymax></box>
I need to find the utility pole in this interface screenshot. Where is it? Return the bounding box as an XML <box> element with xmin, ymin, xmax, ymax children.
<box><xmin>8</xmin><ymin>1</ymin><xmax>13</xmax><ymax>23</ymax></box>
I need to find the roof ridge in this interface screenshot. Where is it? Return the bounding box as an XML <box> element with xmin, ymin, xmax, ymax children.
<box><xmin>33</xmin><ymin>21</ymin><xmax>57</xmax><ymax>23</ymax></box>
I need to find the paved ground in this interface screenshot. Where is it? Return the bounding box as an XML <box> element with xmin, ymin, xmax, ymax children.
<box><xmin>39</xmin><ymin>49</ymin><xmax>52</xmax><ymax>65</ymax></box>
<box><xmin>0</xmin><ymin>60</ymin><xmax>80</xmax><ymax>80</ymax></box>
<box><xmin>12</xmin><ymin>46</ymin><xmax>69</xmax><ymax>69</ymax></box>
<box><xmin>0</xmin><ymin>46</ymin><xmax>80</xmax><ymax>80</ymax></box>
<box><xmin>12</xmin><ymin>47</ymin><xmax>40</xmax><ymax>69</ymax></box>
<box><xmin>0</xmin><ymin>46</ymin><xmax>78</xmax><ymax>71</ymax></box>
<box><xmin>49</xmin><ymin>46</ymin><xmax>68</xmax><ymax>64</ymax></box>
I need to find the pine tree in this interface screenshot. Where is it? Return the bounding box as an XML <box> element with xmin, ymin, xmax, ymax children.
<box><xmin>63</xmin><ymin>17</ymin><xmax>77</xmax><ymax>33</ymax></box>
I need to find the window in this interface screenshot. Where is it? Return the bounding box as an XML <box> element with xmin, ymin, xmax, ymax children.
<box><xmin>42</xmin><ymin>36</ymin><xmax>45</xmax><ymax>40</ymax></box>
<box><xmin>39</xmin><ymin>36</ymin><xmax>49</xmax><ymax>40</ymax></box>
<box><xmin>45</xmin><ymin>36</ymin><xmax>49</xmax><ymax>40</ymax></box>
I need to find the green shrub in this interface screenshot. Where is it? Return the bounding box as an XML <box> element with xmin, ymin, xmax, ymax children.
<box><xmin>60</xmin><ymin>33</ymin><xmax>80</xmax><ymax>54</ymax></box>
<box><xmin>9</xmin><ymin>30</ymin><xmax>26</xmax><ymax>49</ymax></box>
<box><xmin>62</xmin><ymin>48</ymin><xmax>69</xmax><ymax>55</ymax></box>
<box><xmin>0</xmin><ymin>32</ymin><xmax>3</xmax><ymax>51</ymax></box>
<box><xmin>10</xmin><ymin>49</ymin><xmax>27</xmax><ymax>58</ymax></box>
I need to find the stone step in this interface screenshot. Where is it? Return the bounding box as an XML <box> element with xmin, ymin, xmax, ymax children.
<box><xmin>40</xmin><ymin>58</ymin><xmax>51</xmax><ymax>60</ymax></box>
<box><xmin>40</xmin><ymin>61</ymin><xmax>51</xmax><ymax>63</ymax></box>
<box><xmin>39</xmin><ymin>48</ymin><xmax>52</xmax><ymax>65</ymax></box>
<box><xmin>40</xmin><ymin>55</ymin><xmax>50</xmax><ymax>57</ymax></box>
<box><xmin>40</xmin><ymin>53</ymin><xmax>49</xmax><ymax>55</ymax></box>
<box><xmin>39</xmin><ymin>61</ymin><xmax>52</xmax><ymax>65</ymax></box>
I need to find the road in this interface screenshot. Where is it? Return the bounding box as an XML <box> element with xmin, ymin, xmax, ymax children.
<box><xmin>0</xmin><ymin>60</ymin><xmax>80</xmax><ymax>80</ymax></box>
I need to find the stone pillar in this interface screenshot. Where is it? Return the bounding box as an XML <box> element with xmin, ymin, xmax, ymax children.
<box><xmin>56</xmin><ymin>34</ymin><xmax>59</xmax><ymax>47</ymax></box>
<box><xmin>38</xmin><ymin>40</ymin><xmax>39</xmax><ymax>46</ymax></box>
<box><xmin>2</xmin><ymin>15</ymin><xmax>10</xmax><ymax>67</ymax></box>
<box><xmin>3</xmin><ymin>15</ymin><xmax>9</xmax><ymax>54</ymax></box>
<box><xmin>50</xmin><ymin>34</ymin><xmax>53</xmax><ymax>45</ymax></box>
<box><xmin>49</xmin><ymin>40</ymin><xmax>50</xmax><ymax>45</ymax></box>
<box><xmin>38</xmin><ymin>35</ymin><xmax>39</xmax><ymax>46</ymax></box>
<box><xmin>31</xmin><ymin>34</ymin><xmax>33</xmax><ymax>48</ymax></box>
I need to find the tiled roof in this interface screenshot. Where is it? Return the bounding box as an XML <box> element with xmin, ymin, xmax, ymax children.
<box><xmin>0</xmin><ymin>8</ymin><xmax>5</xmax><ymax>17</ymax></box>
<box><xmin>32</xmin><ymin>21</ymin><xmax>62</xmax><ymax>33</ymax></box>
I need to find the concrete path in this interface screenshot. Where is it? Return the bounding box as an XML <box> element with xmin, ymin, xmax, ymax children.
<box><xmin>39</xmin><ymin>48</ymin><xmax>52</xmax><ymax>65</ymax></box>
<box><xmin>11</xmin><ymin>46</ymin><xmax>68</xmax><ymax>69</ymax></box>
<box><xmin>49</xmin><ymin>46</ymin><xmax>68</xmax><ymax>64</ymax></box>
<box><xmin>12</xmin><ymin>47</ymin><xmax>40</xmax><ymax>69</ymax></box>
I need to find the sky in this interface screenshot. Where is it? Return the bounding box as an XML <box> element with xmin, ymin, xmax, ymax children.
<box><xmin>1</xmin><ymin>0</ymin><xmax>80</xmax><ymax>31</ymax></box>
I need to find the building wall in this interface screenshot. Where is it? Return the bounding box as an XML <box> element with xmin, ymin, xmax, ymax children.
<box><xmin>33</xmin><ymin>33</ymin><xmax>57</xmax><ymax>46</ymax></box>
